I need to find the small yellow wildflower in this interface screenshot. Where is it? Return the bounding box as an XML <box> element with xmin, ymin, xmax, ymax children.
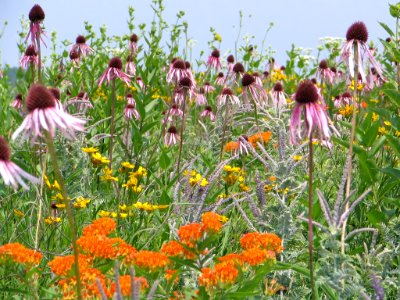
<box><xmin>372</xmin><ymin>112</ymin><xmax>379</xmax><ymax>122</ymax></box>
<box><xmin>218</xmin><ymin>215</ymin><xmax>229</xmax><ymax>223</ymax></box>
<box><xmin>100</xmin><ymin>167</ymin><xmax>118</xmax><ymax>182</ymax></box>
<box><xmin>395</xmin><ymin>130</ymin><xmax>400</xmax><ymax>137</ymax></box>
<box><xmin>132</xmin><ymin>202</ymin><xmax>169</xmax><ymax>212</ymax></box>
<box><xmin>384</xmin><ymin>121</ymin><xmax>392</xmax><ymax>126</ymax></box>
<box><xmin>51</xmin><ymin>193</ymin><xmax>70</xmax><ymax>201</ymax></box>
<box><xmin>73</xmin><ymin>197</ymin><xmax>91</xmax><ymax>209</ymax></box>
<box><xmin>370</xmin><ymin>99</ymin><xmax>379</xmax><ymax>104</ymax></box>
<box><xmin>214</xmin><ymin>32</ymin><xmax>222</xmax><ymax>42</ymax></box>
<box><xmin>44</xmin><ymin>217</ymin><xmax>62</xmax><ymax>225</ymax></box>
<box><xmin>91</xmin><ymin>152</ymin><xmax>110</xmax><ymax>166</ymax></box>
<box><xmin>98</xmin><ymin>210</ymin><xmax>111</xmax><ymax>217</ymax></box>
<box><xmin>14</xmin><ymin>209</ymin><xmax>24</xmax><ymax>218</ymax></box>
<box><xmin>120</xmin><ymin>213</ymin><xmax>128</xmax><ymax>218</ymax></box>
<box><xmin>293</xmin><ymin>155</ymin><xmax>303</xmax><ymax>161</ymax></box>
<box><xmin>82</xmin><ymin>147</ymin><xmax>99</xmax><ymax>154</ymax></box>
<box><xmin>378</xmin><ymin>127</ymin><xmax>389</xmax><ymax>135</ymax></box>
<box><xmin>338</xmin><ymin>105</ymin><xmax>354</xmax><ymax>118</ymax></box>
<box><xmin>120</xmin><ymin>161</ymin><xmax>135</xmax><ymax>172</ymax></box>
<box><xmin>44</xmin><ymin>176</ymin><xmax>60</xmax><ymax>191</ymax></box>
<box><xmin>239</xmin><ymin>183</ymin><xmax>250</xmax><ymax>192</ymax></box>
<box><xmin>119</xmin><ymin>204</ymin><xmax>129</xmax><ymax>211</ymax></box>
<box><xmin>55</xmin><ymin>203</ymin><xmax>66</xmax><ymax>209</ymax></box>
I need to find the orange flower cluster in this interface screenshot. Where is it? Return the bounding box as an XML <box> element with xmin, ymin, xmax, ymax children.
<box><xmin>82</xmin><ymin>217</ymin><xmax>116</xmax><ymax>236</ymax></box>
<box><xmin>248</xmin><ymin>131</ymin><xmax>272</xmax><ymax>147</ymax></box>
<box><xmin>201</xmin><ymin>211</ymin><xmax>225</xmax><ymax>233</ymax></box>
<box><xmin>0</xmin><ymin>243</ymin><xmax>42</xmax><ymax>266</ymax></box>
<box><xmin>161</xmin><ymin>241</ymin><xmax>186</xmax><ymax>257</ymax></box>
<box><xmin>48</xmin><ymin>254</ymin><xmax>92</xmax><ymax>276</ymax></box>
<box><xmin>224</xmin><ymin>141</ymin><xmax>239</xmax><ymax>152</ymax></box>
<box><xmin>178</xmin><ymin>223</ymin><xmax>203</xmax><ymax>248</ymax></box>
<box><xmin>240</xmin><ymin>232</ymin><xmax>284</xmax><ymax>253</ymax></box>
<box><xmin>125</xmin><ymin>250</ymin><xmax>169</xmax><ymax>271</ymax></box>
<box><xmin>199</xmin><ymin>262</ymin><xmax>239</xmax><ymax>288</ymax></box>
<box><xmin>110</xmin><ymin>275</ymin><xmax>149</xmax><ymax>296</ymax></box>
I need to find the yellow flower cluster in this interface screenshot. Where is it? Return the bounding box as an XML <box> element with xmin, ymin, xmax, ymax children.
<box><xmin>348</xmin><ymin>80</ymin><xmax>364</xmax><ymax>91</ymax></box>
<box><xmin>372</xmin><ymin>112</ymin><xmax>379</xmax><ymax>122</ymax></box>
<box><xmin>184</xmin><ymin>170</ymin><xmax>208</xmax><ymax>187</ymax></box>
<box><xmin>100</xmin><ymin>166</ymin><xmax>118</xmax><ymax>182</ymax></box>
<box><xmin>222</xmin><ymin>165</ymin><xmax>250</xmax><ymax>192</ymax></box>
<box><xmin>271</xmin><ymin>69</ymin><xmax>286</xmax><ymax>83</ymax></box>
<box><xmin>44</xmin><ymin>175</ymin><xmax>60</xmax><ymax>191</ymax></box>
<box><xmin>74</xmin><ymin>197</ymin><xmax>91</xmax><ymax>209</ymax></box>
<box><xmin>338</xmin><ymin>105</ymin><xmax>355</xmax><ymax>118</ymax></box>
<box><xmin>93</xmin><ymin>89</ymin><xmax>107</xmax><ymax>101</ymax></box>
<box><xmin>132</xmin><ymin>202</ymin><xmax>169</xmax><ymax>212</ymax></box>
<box><xmin>98</xmin><ymin>210</ymin><xmax>129</xmax><ymax>219</ymax></box>
<box><xmin>44</xmin><ymin>216</ymin><xmax>62</xmax><ymax>225</ymax></box>
<box><xmin>122</xmin><ymin>165</ymin><xmax>147</xmax><ymax>193</ymax></box>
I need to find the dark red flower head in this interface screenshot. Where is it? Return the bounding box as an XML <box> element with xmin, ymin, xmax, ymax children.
<box><xmin>211</xmin><ymin>49</ymin><xmax>220</xmax><ymax>58</ymax></box>
<box><xmin>311</xmin><ymin>78</ymin><xmax>317</xmax><ymax>84</ymax></box>
<box><xmin>346</xmin><ymin>21</ymin><xmax>368</xmax><ymax>43</ymax></box>
<box><xmin>16</xmin><ymin>94</ymin><xmax>23</xmax><ymax>101</ymax></box>
<box><xmin>253</xmin><ymin>71</ymin><xmax>260</xmax><ymax>77</ymax></box>
<box><xmin>108</xmin><ymin>57</ymin><xmax>123</xmax><ymax>69</ymax></box>
<box><xmin>126</xmin><ymin>93</ymin><xmax>133</xmax><ymax>98</ymax></box>
<box><xmin>49</xmin><ymin>88</ymin><xmax>60</xmax><ymax>100</ymax></box>
<box><xmin>167</xmin><ymin>126</ymin><xmax>178</xmax><ymax>134</ymax></box>
<box><xmin>76</xmin><ymin>35</ymin><xmax>86</xmax><ymax>44</ymax></box>
<box><xmin>330</xmin><ymin>66</ymin><xmax>337</xmax><ymax>73</ymax></box>
<box><xmin>263</xmin><ymin>71</ymin><xmax>269</xmax><ymax>77</ymax></box>
<box><xmin>342</xmin><ymin>92</ymin><xmax>352</xmax><ymax>98</ymax></box>
<box><xmin>25</xmin><ymin>45</ymin><xmax>37</xmax><ymax>56</ymax></box>
<box><xmin>185</xmin><ymin>61</ymin><xmax>191</xmax><ymax>69</ymax></box>
<box><xmin>172</xmin><ymin>59</ymin><xmax>185</xmax><ymax>70</ymax></box>
<box><xmin>280</xmin><ymin>66</ymin><xmax>286</xmax><ymax>71</ymax></box>
<box><xmin>179</xmin><ymin>76</ymin><xmax>192</xmax><ymax>88</ymax></box>
<box><xmin>222</xmin><ymin>88</ymin><xmax>234</xmax><ymax>95</ymax></box>
<box><xmin>26</xmin><ymin>84</ymin><xmax>56</xmax><ymax>112</ymax></box>
<box><xmin>273</xmin><ymin>82</ymin><xmax>284</xmax><ymax>92</ymax></box>
<box><xmin>233</xmin><ymin>63</ymin><xmax>245</xmax><ymax>74</ymax></box>
<box><xmin>294</xmin><ymin>80</ymin><xmax>319</xmax><ymax>104</ymax></box>
<box><xmin>69</xmin><ymin>50</ymin><xmax>80</xmax><ymax>60</ymax></box>
<box><xmin>205</xmin><ymin>106</ymin><xmax>212</xmax><ymax>111</ymax></box>
<box><xmin>319</xmin><ymin>59</ymin><xmax>329</xmax><ymax>70</ymax></box>
<box><xmin>130</xmin><ymin>34</ymin><xmax>138</xmax><ymax>43</ymax></box>
<box><xmin>241</xmin><ymin>74</ymin><xmax>255</xmax><ymax>87</ymax></box>
<box><xmin>217</xmin><ymin>72</ymin><xmax>224</xmax><ymax>78</ymax></box>
<box><xmin>227</xmin><ymin>55</ymin><xmax>235</xmax><ymax>63</ymax></box>
<box><xmin>77</xmin><ymin>92</ymin><xmax>85</xmax><ymax>98</ymax></box>
<box><xmin>386</xmin><ymin>37</ymin><xmax>392</xmax><ymax>43</ymax></box>
<box><xmin>0</xmin><ymin>136</ymin><xmax>11</xmax><ymax>161</ymax></box>
<box><xmin>29</xmin><ymin>4</ymin><xmax>45</xmax><ymax>22</ymax></box>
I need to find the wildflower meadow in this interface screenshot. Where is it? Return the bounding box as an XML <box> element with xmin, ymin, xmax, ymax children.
<box><xmin>1</xmin><ymin>1</ymin><xmax>400</xmax><ymax>299</ymax></box>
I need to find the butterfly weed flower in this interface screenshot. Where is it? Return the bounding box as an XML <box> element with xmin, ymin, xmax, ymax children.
<box><xmin>290</xmin><ymin>80</ymin><xmax>335</xmax><ymax>144</ymax></box>
<box><xmin>0</xmin><ymin>136</ymin><xmax>39</xmax><ymax>190</ymax></box>
<box><xmin>98</xmin><ymin>57</ymin><xmax>131</xmax><ymax>87</ymax></box>
<box><xmin>19</xmin><ymin>45</ymin><xmax>39</xmax><ymax>68</ymax></box>
<box><xmin>72</xmin><ymin>35</ymin><xmax>93</xmax><ymax>56</ymax></box>
<box><xmin>12</xmin><ymin>84</ymin><xmax>86</xmax><ymax>142</ymax></box>
<box><xmin>341</xmin><ymin>21</ymin><xmax>383</xmax><ymax>82</ymax></box>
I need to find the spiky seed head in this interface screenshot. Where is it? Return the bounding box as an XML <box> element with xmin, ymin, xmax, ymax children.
<box><xmin>227</xmin><ymin>55</ymin><xmax>235</xmax><ymax>63</ymax></box>
<box><xmin>126</xmin><ymin>54</ymin><xmax>133</xmax><ymax>62</ymax></box>
<box><xmin>263</xmin><ymin>71</ymin><xmax>269</xmax><ymax>77</ymax></box>
<box><xmin>69</xmin><ymin>50</ymin><xmax>79</xmax><ymax>60</ymax></box>
<box><xmin>222</xmin><ymin>88</ymin><xmax>234</xmax><ymax>95</ymax></box>
<box><xmin>252</xmin><ymin>71</ymin><xmax>260</xmax><ymax>77</ymax></box>
<box><xmin>342</xmin><ymin>92</ymin><xmax>352</xmax><ymax>98</ymax></box>
<box><xmin>126</xmin><ymin>93</ymin><xmax>133</xmax><ymax>98</ymax></box>
<box><xmin>294</xmin><ymin>80</ymin><xmax>319</xmax><ymax>104</ymax></box>
<box><xmin>273</xmin><ymin>82</ymin><xmax>284</xmax><ymax>92</ymax></box>
<box><xmin>280</xmin><ymin>66</ymin><xmax>286</xmax><ymax>71</ymax></box>
<box><xmin>108</xmin><ymin>57</ymin><xmax>123</xmax><ymax>69</ymax></box>
<box><xmin>217</xmin><ymin>72</ymin><xmax>224</xmax><ymax>78</ymax></box>
<box><xmin>16</xmin><ymin>94</ymin><xmax>23</xmax><ymax>101</ymax></box>
<box><xmin>211</xmin><ymin>49</ymin><xmax>220</xmax><ymax>58</ymax></box>
<box><xmin>330</xmin><ymin>66</ymin><xmax>337</xmax><ymax>73</ymax></box>
<box><xmin>319</xmin><ymin>59</ymin><xmax>329</xmax><ymax>70</ymax></box>
<box><xmin>179</xmin><ymin>76</ymin><xmax>192</xmax><ymax>88</ymax></box>
<box><xmin>76</xmin><ymin>35</ymin><xmax>86</xmax><ymax>44</ymax></box>
<box><xmin>241</xmin><ymin>74</ymin><xmax>255</xmax><ymax>87</ymax></box>
<box><xmin>172</xmin><ymin>59</ymin><xmax>185</xmax><ymax>69</ymax></box>
<box><xmin>346</xmin><ymin>21</ymin><xmax>368</xmax><ymax>43</ymax></box>
<box><xmin>126</xmin><ymin>103</ymin><xmax>135</xmax><ymax>109</ymax></box>
<box><xmin>205</xmin><ymin>106</ymin><xmax>212</xmax><ymax>111</ymax></box>
<box><xmin>0</xmin><ymin>136</ymin><xmax>11</xmax><ymax>161</ymax></box>
<box><xmin>311</xmin><ymin>78</ymin><xmax>317</xmax><ymax>84</ymax></box>
<box><xmin>167</xmin><ymin>126</ymin><xmax>178</xmax><ymax>134</ymax></box>
<box><xmin>25</xmin><ymin>45</ymin><xmax>37</xmax><ymax>56</ymax></box>
<box><xmin>233</xmin><ymin>63</ymin><xmax>245</xmax><ymax>73</ymax></box>
<box><xmin>49</xmin><ymin>88</ymin><xmax>60</xmax><ymax>100</ymax></box>
<box><xmin>29</xmin><ymin>4</ymin><xmax>45</xmax><ymax>22</ymax></box>
<box><xmin>130</xmin><ymin>34</ymin><xmax>138</xmax><ymax>43</ymax></box>
<box><xmin>77</xmin><ymin>92</ymin><xmax>85</xmax><ymax>98</ymax></box>
<box><xmin>26</xmin><ymin>84</ymin><xmax>56</xmax><ymax>112</ymax></box>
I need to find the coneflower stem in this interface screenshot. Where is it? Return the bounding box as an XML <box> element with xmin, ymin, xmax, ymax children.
<box><xmin>341</xmin><ymin>41</ymin><xmax>359</xmax><ymax>254</ymax></box>
<box><xmin>30</xmin><ymin>62</ymin><xmax>35</xmax><ymax>85</ymax></box>
<box><xmin>109</xmin><ymin>79</ymin><xmax>116</xmax><ymax>168</ymax></box>
<box><xmin>396</xmin><ymin>17</ymin><xmax>400</xmax><ymax>90</ymax></box>
<box><xmin>218</xmin><ymin>105</ymin><xmax>231</xmax><ymax>163</ymax></box>
<box><xmin>36</xmin><ymin>33</ymin><xmax>41</xmax><ymax>83</ymax></box>
<box><xmin>176</xmin><ymin>89</ymin><xmax>188</xmax><ymax>175</ymax></box>
<box><xmin>45</xmin><ymin>132</ymin><xmax>82</xmax><ymax>300</ymax></box>
<box><xmin>308</xmin><ymin>136</ymin><xmax>316</xmax><ymax>300</ymax></box>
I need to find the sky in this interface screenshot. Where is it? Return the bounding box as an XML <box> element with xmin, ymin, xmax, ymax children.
<box><xmin>0</xmin><ymin>0</ymin><xmax>395</xmax><ymax>68</ymax></box>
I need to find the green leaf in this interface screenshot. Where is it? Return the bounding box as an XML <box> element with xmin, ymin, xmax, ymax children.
<box><xmin>367</xmin><ymin>209</ymin><xmax>387</xmax><ymax>225</ymax></box>
<box><xmin>386</xmin><ymin>135</ymin><xmax>400</xmax><ymax>158</ymax></box>
<box><xmin>382</xmin><ymin>88</ymin><xmax>400</xmax><ymax>106</ymax></box>
<box><xmin>357</xmin><ymin>152</ymin><xmax>377</xmax><ymax>184</ymax></box>
<box><xmin>379</xmin><ymin>21</ymin><xmax>395</xmax><ymax>37</ymax></box>
<box><xmin>362</xmin><ymin>121</ymin><xmax>379</xmax><ymax>147</ymax></box>
<box><xmin>369</xmin><ymin>136</ymin><xmax>386</xmax><ymax>156</ymax></box>
<box><xmin>379</xmin><ymin>167</ymin><xmax>400</xmax><ymax>179</ymax></box>
<box><xmin>159</xmin><ymin>149</ymin><xmax>171</xmax><ymax>170</ymax></box>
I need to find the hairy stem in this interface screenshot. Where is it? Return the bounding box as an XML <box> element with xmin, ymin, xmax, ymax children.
<box><xmin>308</xmin><ymin>136</ymin><xmax>316</xmax><ymax>300</ymax></box>
<box><xmin>109</xmin><ymin>79</ymin><xmax>116</xmax><ymax>168</ymax></box>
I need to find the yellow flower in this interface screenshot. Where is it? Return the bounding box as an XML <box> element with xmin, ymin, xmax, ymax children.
<box><xmin>117</xmin><ymin>95</ymin><xmax>124</xmax><ymax>101</ymax></box>
<box><xmin>119</xmin><ymin>204</ymin><xmax>129</xmax><ymax>211</ymax></box>
<box><xmin>55</xmin><ymin>203</ymin><xmax>66</xmax><ymax>209</ymax></box>
<box><xmin>218</xmin><ymin>215</ymin><xmax>229</xmax><ymax>223</ymax></box>
<box><xmin>82</xmin><ymin>147</ymin><xmax>99</xmax><ymax>154</ymax></box>
<box><xmin>100</xmin><ymin>167</ymin><xmax>118</xmax><ymax>182</ymax></box>
<box><xmin>338</xmin><ymin>105</ymin><xmax>355</xmax><ymax>118</ymax></box>
<box><xmin>91</xmin><ymin>152</ymin><xmax>110</xmax><ymax>166</ymax></box>
<box><xmin>120</xmin><ymin>162</ymin><xmax>135</xmax><ymax>173</ymax></box>
<box><xmin>73</xmin><ymin>197</ymin><xmax>91</xmax><ymax>209</ymax></box>
<box><xmin>44</xmin><ymin>217</ymin><xmax>62</xmax><ymax>224</ymax></box>
<box><xmin>132</xmin><ymin>202</ymin><xmax>169</xmax><ymax>212</ymax></box>
<box><xmin>214</xmin><ymin>32</ymin><xmax>222</xmax><ymax>42</ymax></box>
<box><xmin>44</xmin><ymin>175</ymin><xmax>60</xmax><ymax>191</ymax></box>
<box><xmin>293</xmin><ymin>155</ymin><xmax>303</xmax><ymax>161</ymax></box>
<box><xmin>271</xmin><ymin>69</ymin><xmax>287</xmax><ymax>83</ymax></box>
<box><xmin>395</xmin><ymin>130</ymin><xmax>400</xmax><ymax>137</ymax></box>
<box><xmin>269</xmin><ymin>176</ymin><xmax>277</xmax><ymax>182</ymax></box>
<box><xmin>120</xmin><ymin>213</ymin><xmax>128</xmax><ymax>218</ymax></box>
<box><xmin>384</xmin><ymin>121</ymin><xmax>392</xmax><ymax>126</ymax></box>
<box><xmin>51</xmin><ymin>193</ymin><xmax>70</xmax><ymax>201</ymax></box>
<box><xmin>239</xmin><ymin>183</ymin><xmax>250</xmax><ymax>192</ymax></box>
<box><xmin>372</xmin><ymin>112</ymin><xmax>379</xmax><ymax>122</ymax></box>
<box><xmin>370</xmin><ymin>99</ymin><xmax>379</xmax><ymax>103</ymax></box>
<box><xmin>98</xmin><ymin>210</ymin><xmax>111</xmax><ymax>217</ymax></box>
<box><xmin>378</xmin><ymin>127</ymin><xmax>389</xmax><ymax>135</ymax></box>
<box><xmin>14</xmin><ymin>209</ymin><xmax>24</xmax><ymax>218</ymax></box>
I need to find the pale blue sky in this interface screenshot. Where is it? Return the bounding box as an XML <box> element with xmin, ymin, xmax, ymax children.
<box><xmin>0</xmin><ymin>0</ymin><xmax>394</xmax><ymax>67</ymax></box>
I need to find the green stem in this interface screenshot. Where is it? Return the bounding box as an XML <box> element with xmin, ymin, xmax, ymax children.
<box><xmin>109</xmin><ymin>79</ymin><xmax>116</xmax><ymax>168</ymax></box>
<box><xmin>341</xmin><ymin>41</ymin><xmax>359</xmax><ymax>254</ymax></box>
<box><xmin>36</xmin><ymin>32</ymin><xmax>41</xmax><ymax>83</ymax></box>
<box><xmin>308</xmin><ymin>136</ymin><xmax>316</xmax><ymax>300</ymax></box>
<box><xmin>176</xmin><ymin>89</ymin><xmax>187</xmax><ymax>175</ymax></box>
<box><xmin>45</xmin><ymin>133</ymin><xmax>82</xmax><ymax>300</ymax></box>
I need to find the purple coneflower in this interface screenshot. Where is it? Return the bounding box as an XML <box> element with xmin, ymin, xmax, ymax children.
<box><xmin>12</xmin><ymin>84</ymin><xmax>85</xmax><ymax>141</ymax></box>
<box><xmin>167</xmin><ymin>59</ymin><xmax>189</xmax><ymax>84</ymax></box>
<box><xmin>185</xmin><ymin>61</ymin><xmax>196</xmax><ymax>88</ymax></box>
<box><xmin>227</xmin><ymin>54</ymin><xmax>235</xmax><ymax>73</ymax></box>
<box><xmin>129</xmin><ymin>34</ymin><xmax>139</xmax><ymax>54</ymax></box>
<box><xmin>161</xmin><ymin>111</ymin><xmax>173</xmax><ymax>125</ymax></box>
<box><xmin>20</xmin><ymin>45</ymin><xmax>39</xmax><ymax>68</ymax></box>
<box><xmin>125</xmin><ymin>54</ymin><xmax>136</xmax><ymax>76</ymax></box>
<box><xmin>237</xmin><ymin>136</ymin><xmax>250</xmax><ymax>155</ymax></box>
<box><xmin>0</xmin><ymin>136</ymin><xmax>39</xmax><ymax>190</ymax></box>
<box><xmin>215</xmin><ymin>72</ymin><xmax>225</xmax><ymax>86</ymax></box>
<box><xmin>207</xmin><ymin>49</ymin><xmax>222</xmax><ymax>70</ymax></box>
<box><xmin>124</xmin><ymin>103</ymin><xmax>140</xmax><ymax>120</ymax></box>
<box><xmin>135</xmin><ymin>76</ymin><xmax>146</xmax><ymax>91</ymax></box>
<box><xmin>65</xmin><ymin>91</ymin><xmax>93</xmax><ymax>113</ymax></box>
<box><xmin>72</xmin><ymin>35</ymin><xmax>93</xmax><ymax>56</ymax></box>
<box><xmin>318</xmin><ymin>60</ymin><xmax>335</xmax><ymax>84</ymax></box>
<box><xmin>195</xmin><ymin>88</ymin><xmax>207</xmax><ymax>106</ymax></box>
<box><xmin>169</xmin><ymin>104</ymin><xmax>184</xmax><ymax>117</ymax></box>
<box><xmin>341</xmin><ymin>21</ymin><xmax>383</xmax><ymax>82</ymax></box>
<box><xmin>270</xmin><ymin>82</ymin><xmax>287</xmax><ymax>109</ymax></box>
<box><xmin>290</xmin><ymin>80</ymin><xmax>332</xmax><ymax>144</ymax></box>
<box><xmin>98</xmin><ymin>57</ymin><xmax>131</xmax><ymax>87</ymax></box>
<box><xmin>232</xmin><ymin>62</ymin><xmax>245</xmax><ymax>80</ymax></box>
<box><xmin>48</xmin><ymin>87</ymin><xmax>64</xmax><ymax>111</ymax></box>
<box><xmin>126</xmin><ymin>93</ymin><xmax>136</xmax><ymax>105</ymax></box>
<box><xmin>26</xmin><ymin>4</ymin><xmax>46</xmax><ymax>48</ymax></box>
<box><xmin>203</xmin><ymin>82</ymin><xmax>215</xmax><ymax>94</ymax></box>
<box><xmin>11</xmin><ymin>94</ymin><xmax>23</xmax><ymax>110</ymax></box>
<box><xmin>69</xmin><ymin>50</ymin><xmax>80</xmax><ymax>65</ymax></box>
<box><xmin>266</xmin><ymin>57</ymin><xmax>279</xmax><ymax>72</ymax></box>
<box><xmin>164</xmin><ymin>126</ymin><xmax>179</xmax><ymax>146</ymax></box>
<box><xmin>241</xmin><ymin>73</ymin><xmax>267</xmax><ymax>106</ymax></box>
<box><xmin>252</xmin><ymin>72</ymin><xmax>263</xmax><ymax>86</ymax></box>
<box><xmin>200</xmin><ymin>106</ymin><xmax>215</xmax><ymax>121</ymax></box>
<box><xmin>217</xmin><ymin>87</ymin><xmax>240</xmax><ymax>107</ymax></box>
<box><xmin>178</xmin><ymin>76</ymin><xmax>196</xmax><ymax>101</ymax></box>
